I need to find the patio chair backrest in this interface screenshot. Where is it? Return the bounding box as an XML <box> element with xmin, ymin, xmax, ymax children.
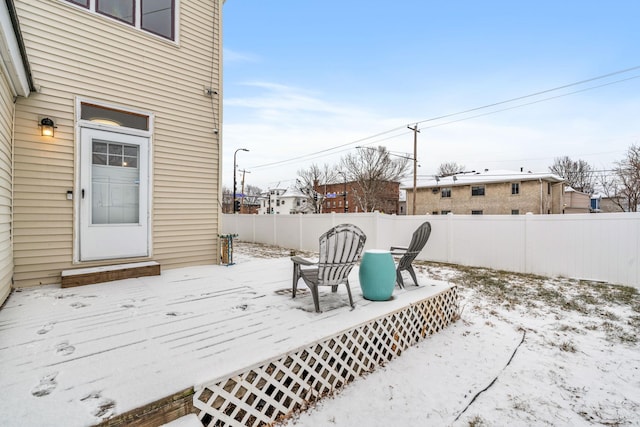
<box><xmin>397</xmin><ymin>222</ymin><xmax>431</xmax><ymax>270</ymax></box>
<box><xmin>317</xmin><ymin>224</ymin><xmax>367</xmax><ymax>286</ymax></box>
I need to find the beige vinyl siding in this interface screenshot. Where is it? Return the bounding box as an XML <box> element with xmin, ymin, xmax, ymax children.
<box><xmin>12</xmin><ymin>0</ymin><xmax>223</xmax><ymax>286</ymax></box>
<box><xmin>0</xmin><ymin>71</ymin><xmax>14</xmax><ymax>303</ymax></box>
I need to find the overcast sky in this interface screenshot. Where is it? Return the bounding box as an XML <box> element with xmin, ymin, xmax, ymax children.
<box><xmin>221</xmin><ymin>1</ymin><xmax>640</xmax><ymax>191</ymax></box>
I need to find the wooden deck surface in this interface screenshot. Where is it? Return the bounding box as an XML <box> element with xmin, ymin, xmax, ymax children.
<box><xmin>0</xmin><ymin>256</ymin><xmax>453</xmax><ymax>426</ymax></box>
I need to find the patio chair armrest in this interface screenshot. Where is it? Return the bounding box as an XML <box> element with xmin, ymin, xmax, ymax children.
<box><xmin>291</xmin><ymin>255</ymin><xmax>316</xmax><ymax>266</ymax></box>
<box><xmin>389</xmin><ymin>246</ymin><xmax>408</xmax><ymax>255</ymax></box>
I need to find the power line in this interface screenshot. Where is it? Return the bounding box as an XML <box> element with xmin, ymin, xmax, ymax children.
<box><xmin>413</xmin><ymin>65</ymin><xmax>640</xmax><ymax>126</ymax></box>
<box><xmin>420</xmin><ymin>74</ymin><xmax>640</xmax><ymax>131</ymax></box>
<box><xmin>246</xmin><ymin>65</ymin><xmax>640</xmax><ymax>171</ymax></box>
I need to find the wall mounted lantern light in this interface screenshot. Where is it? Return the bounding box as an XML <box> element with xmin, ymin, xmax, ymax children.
<box><xmin>39</xmin><ymin>117</ymin><xmax>56</xmax><ymax>137</ymax></box>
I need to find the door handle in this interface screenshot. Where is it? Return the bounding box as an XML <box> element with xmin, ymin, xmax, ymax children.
<box><xmin>81</xmin><ymin>189</ymin><xmax>85</xmax><ymax>199</ymax></box>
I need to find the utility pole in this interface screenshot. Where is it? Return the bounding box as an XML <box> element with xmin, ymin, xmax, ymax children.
<box><xmin>233</xmin><ymin>148</ymin><xmax>249</xmax><ymax>213</ymax></box>
<box><xmin>337</xmin><ymin>171</ymin><xmax>348</xmax><ymax>213</ymax></box>
<box><xmin>407</xmin><ymin>124</ymin><xmax>420</xmax><ymax>215</ymax></box>
<box><xmin>239</xmin><ymin>169</ymin><xmax>250</xmax><ymax>214</ymax></box>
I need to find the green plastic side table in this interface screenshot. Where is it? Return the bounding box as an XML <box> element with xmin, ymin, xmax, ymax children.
<box><xmin>358</xmin><ymin>249</ymin><xmax>396</xmax><ymax>301</ymax></box>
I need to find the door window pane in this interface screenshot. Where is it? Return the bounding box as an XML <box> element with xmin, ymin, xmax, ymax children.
<box><xmin>97</xmin><ymin>0</ymin><xmax>135</xmax><ymax>24</ymax></box>
<box><xmin>92</xmin><ymin>141</ymin><xmax>108</xmax><ymax>165</ymax></box>
<box><xmin>141</xmin><ymin>0</ymin><xmax>174</xmax><ymax>39</ymax></box>
<box><xmin>91</xmin><ymin>140</ymin><xmax>140</xmax><ymax>224</ymax></box>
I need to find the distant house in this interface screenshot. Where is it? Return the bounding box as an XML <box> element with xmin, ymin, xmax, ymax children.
<box><xmin>259</xmin><ymin>187</ymin><xmax>314</xmax><ymax>215</ymax></box>
<box><xmin>315</xmin><ymin>180</ymin><xmax>401</xmax><ymax>214</ymax></box>
<box><xmin>598</xmin><ymin>195</ymin><xmax>634</xmax><ymax>213</ymax></box>
<box><xmin>403</xmin><ymin>169</ymin><xmax>565</xmax><ymax>215</ymax></box>
<box><xmin>563</xmin><ymin>187</ymin><xmax>591</xmax><ymax>214</ymax></box>
<box><xmin>1</xmin><ymin>0</ymin><xmax>224</xmax><ymax>304</ymax></box>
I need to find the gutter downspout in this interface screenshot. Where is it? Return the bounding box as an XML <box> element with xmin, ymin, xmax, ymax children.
<box><xmin>539</xmin><ymin>179</ymin><xmax>543</xmax><ymax>214</ymax></box>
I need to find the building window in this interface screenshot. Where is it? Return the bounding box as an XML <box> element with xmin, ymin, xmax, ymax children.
<box><xmin>64</xmin><ymin>0</ymin><xmax>176</xmax><ymax>40</ymax></box>
<box><xmin>511</xmin><ymin>183</ymin><xmax>520</xmax><ymax>195</ymax></box>
<box><xmin>471</xmin><ymin>186</ymin><xmax>485</xmax><ymax>196</ymax></box>
<box><xmin>81</xmin><ymin>103</ymin><xmax>149</xmax><ymax>130</ymax></box>
<box><xmin>432</xmin><ymin>211</ymin><xmax>438</xmax><ymax>215</ymax></box>
<box><xmin>141</xmin><ymin>0</ymin><xmax>174</xmax><ymax>39</ymax></box>
<box><xmin>511</xmin><ymin>209</ymin><xmax>520</xmax><ymax>215</ymax></box>
<box><xmin>471</xmin><ymin>210</ymin><xmax>483</xmax><ymax>215</ymax></box>
<box><xmin>548</xmin><ymin>183</ymin><xmax>552</xmax><ymax>194</ymax></box>
<box><xmin>441</xmin><ymin>210</ymin><xmax>451</xmax><ymax>215</ymax></box>
<box><xmin>97</xmin><ymin>0</ymin><xmax>135</xmax><ymax>25</ymax></box>
<box><xmin>441</xmin><ymin>187</ymin><xmax>451</xmax><ymax>198</ymax></box>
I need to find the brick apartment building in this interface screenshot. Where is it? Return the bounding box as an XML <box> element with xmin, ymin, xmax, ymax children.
<box><xmin>404</xmin><ymin>169</ymin><xmax>566</xmax><ymax>215</ymax></box>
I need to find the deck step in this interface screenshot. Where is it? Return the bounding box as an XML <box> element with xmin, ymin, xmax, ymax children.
<box><xmin>61</xmin><ymin>261</ymin><xmax>161</xmax><ymax>288</ymax></box>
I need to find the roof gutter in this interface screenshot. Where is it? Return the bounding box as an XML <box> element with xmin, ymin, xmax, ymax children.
<box><xmin>1</xmin><ymin>0</ymin><xmax>36</xmax><ymax>96</ymax></box>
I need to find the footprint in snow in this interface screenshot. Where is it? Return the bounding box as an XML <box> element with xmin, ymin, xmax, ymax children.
<box><xmin>166</xmin><ymin>311</ymin><xmax>191</xmax><ymax>317</ymax></box>
<box><xmin>31</xmin><ymin>372</ymin><xmax>58</xmax><ymax>397</ymax></box>
<box><xmin>37</xmin><ymin>322</ymin><xmax>54</xmax><ymax>335</ymax></box>
<box><xmin>81</xmin><ymin>392</ymin><xmax>116</xmax><ymax>419</ymax></box>
<box><xmin>55</xmin><ymin>341</ymin><xmax>76</xmax><ymax>356</ymax></box>
<box><xmin>70</xmin><ymin>302</ymin><xmax>88</xmax><ymax>309</ymax></box>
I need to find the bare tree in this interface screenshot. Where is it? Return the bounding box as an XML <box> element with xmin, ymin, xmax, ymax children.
<box><xmin>599</xmin><ymin>144</ymin><xmax>640</xmax><ymax>212</ymax></box>
<box><xmin>222</xmin><ymin>186</ymin><xmax>233</xmax><ymax>213</ymax></box>
<box><xmin>437</xmin><ymin>161</ymin><xmax>466</xmax><ymax>177</ymax></box>
<box><xmin>549</xmin><ymin>156</ymin><xmax>595</xmax><ymax>194</ymax></box>
<box><xmin>296</xmin><ymin>163</ymin><xmax>335</xmax><ymax>213</ymax></box>
<box><xmin>340</xmin><ymin>146</ymin><xmax>410</xmax><ymax>212</ymax></box>
<box><xmin>243</xmin><ymin>184</ymin><xmax>262</xmax><ymax>204</ymax></box>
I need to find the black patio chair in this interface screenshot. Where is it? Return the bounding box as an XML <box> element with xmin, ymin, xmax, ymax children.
<box><xmin>291</xmin><ymin>224</ymin><xmax>367</xmax><ymax>312</ymax></box>
<box><xmin>390</xmin><ymin>221</ymin><xmax>431</xmax><ymax>288</ymax></box>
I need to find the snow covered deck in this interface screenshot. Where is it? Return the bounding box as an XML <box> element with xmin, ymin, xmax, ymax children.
<box><xmin>0</xmin><ymin>256</ymin><xmax>457</xmax><ymax>426</ymax></box>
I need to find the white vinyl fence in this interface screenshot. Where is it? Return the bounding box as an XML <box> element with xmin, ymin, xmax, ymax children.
<box><xmin>222</xmin><ymin>212</ymin><xmax>640</xmax><ymax>288</ymax></box>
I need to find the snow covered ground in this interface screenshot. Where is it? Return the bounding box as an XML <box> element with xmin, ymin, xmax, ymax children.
<box><xmin>1</xmin><ymin>241</ymin><xmax>638</xmax><ymax>427</ymax></box>
<box><xmin>233</xmin><ymin>242</ymin><xmax>640</xmax><ymax>427</ymax></box>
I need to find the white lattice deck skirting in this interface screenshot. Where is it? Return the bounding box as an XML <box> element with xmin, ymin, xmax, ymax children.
<box><xmin>193</xmin><ymin>286</ymin><xmax>458</xmax><ymax>426</ymax></box>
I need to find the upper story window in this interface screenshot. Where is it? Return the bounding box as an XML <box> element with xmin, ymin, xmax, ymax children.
<box><xmin>441</xmin><ymin>187</ymin><xmax>451</xmax><ymax>198</ymax></box>
<box><xmin>471</xmin><ymin>186</ymin><xmax>485</xmax><ymax>196</ymax></box>
<box><xmin>64</xmin><ymin>0</ymin><xmax>175</xmax><ymax>40</ymax></box>
<box><xmin>511</xmin><ymin>182</ymin><xmax>520</xmax><ymax>195</ymax></box>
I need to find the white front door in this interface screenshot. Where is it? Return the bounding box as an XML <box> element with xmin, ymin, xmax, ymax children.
<box><xmin>79</xmin><ymin>128</ymin><xmax>149</xmax><ymax>261</ymax></box>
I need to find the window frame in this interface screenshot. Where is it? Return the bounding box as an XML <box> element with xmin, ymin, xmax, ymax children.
<box><xmin>441</xmin><ymin>187</ymin><xmax>451</xmax><ymax>198</ymax></box>
<box><xmin>511</xmin><ymin>182</ymin><xmax>520</xmax><ymax>195</ymax></box>
<box><xmin>471</xmin><ymin>186</ymin><xmax>485</xmax><ymax>196</ymax></box>
<box><xmin>62</xmin><ymin>0</ymin><xmax>177</xmax><ymax>41</ymax></box>
<box><xmin>471</xmin><ymin>210</ymin><xmax>483</xmax><ymax>215</ymax></box>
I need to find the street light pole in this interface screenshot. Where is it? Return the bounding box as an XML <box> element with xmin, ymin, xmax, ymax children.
<box><xmin>407</xmin><ymin>124</ymin><xmax>420</xmax><ymax>215</ymax></box>
<box><xmin>233</xmin><ymin>148</ymin><xmax>249</xmax><ymax>213</ymax></box>
<box><xmin>338</xmin><ymin>171</ymin><xmax>348</xmax><ymax>212</ymax></box>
